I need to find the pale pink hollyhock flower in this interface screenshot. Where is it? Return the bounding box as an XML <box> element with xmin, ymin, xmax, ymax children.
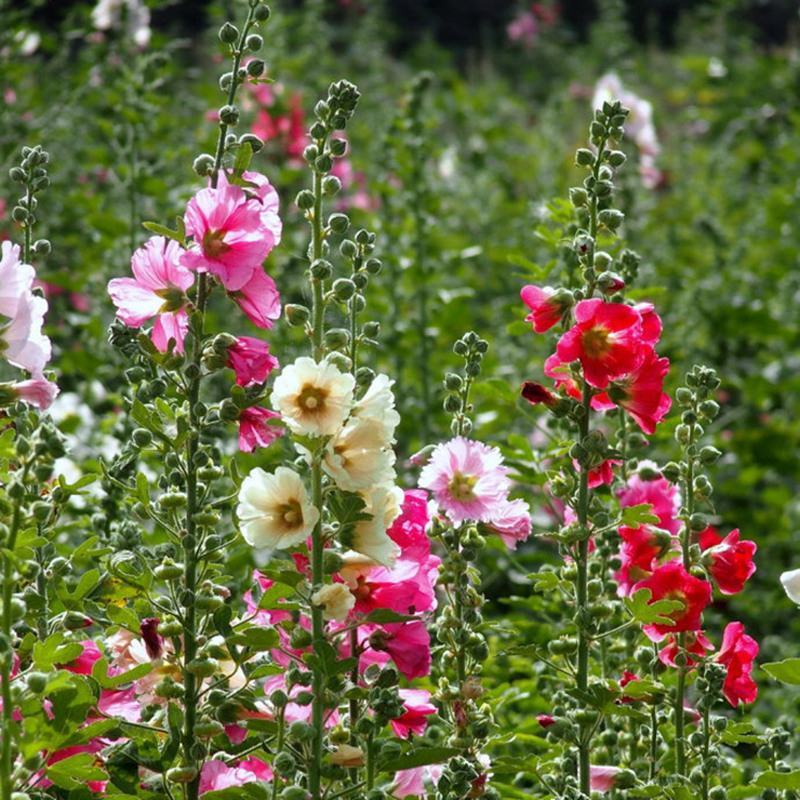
<box><xmin>486</xmin><ymin>498</ymin><xmax>532</xmax><ymax>549</ymax></box>
<box><xmin>418</xmin><ymin>437</ymin><xmax>511</xmax><ymax>524</ymax></box>
<box><xmin>198</xmin><ymin>757</ymin><xmax>272</xmax><ymax>794</ymax></box>
<box><xmin>227</xmin><ymin>336</ymin><xmax>279</xmax><ymax>387</ymax></box>
<box><xmin>229</xmin><ymin>267</ymin><xmax>282</xmax><ymax>329</ymax></box>
<box><xmin>241</xmin><ymin>170</ymin><xmax>282</xmax><ymax>247</ymax></box>
<box><xmin>392</xmin><ymin>764</ymin><xmax>444</xmax><ymax>799</ymax></box>
<box><xmin>12</xmin><ymin>374</ymin><xmax>58</xmax><ymax>410</ymax></box>
<box><xmin>390</xmin><ymin>689</ymin><xmax>437</xmax><ymax>738</ymax></box>
<box><xmin>108</xmin><ymin>236</ymin><xmax>193</xmax><ymax>353</ymax></box>
<box><xmin>238</xmin><ymin>406</ymin><xmax>283</xmax><ymax>452</ymax></box>
<box><xmin>1</xmin><ymin>290</ymin><xmax>51</xmax><ymax>374</ymax></box>
<box><xmin>98</xmin><ymin>685</ymin><xmax>141</xmax><ymax>723</ymax></box>
<box><xmin>507</xmin><ymin>10</ymin><xmax>538</xmax><ymax>47</ymax></box>
<box><xmin>0</xmin><ymin>241</ymin><xmax>34</xmax><ymax>317</ymax></box>
<box><xmin>590</xmin><ymin>765</ymin><xmax>621</xmax><ymax>792</ymax></box>
<box><xmin>618</xmin><ymin>467</ymin><xmax>680</xmax><ymax>535</ymax></box>
<box><xmin>181</xmin><ymin>171</ymin><xmax>277</xmax><ymax>292</ymax></box>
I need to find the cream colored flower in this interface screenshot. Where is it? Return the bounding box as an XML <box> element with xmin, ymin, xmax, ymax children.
<box><xmin>323</xmin><ymin>416</ymin><xmax>396</xmax><ymax>492</ymax></box>
<box><xmin>342</xmin><ymin>486</ymin><xmax>402</xmax><ymax>567</ymax></box>
<box><xmin>781</xmin><ymin>569</ymin><xmax>800</xmax><ymax>605</ymax></box>
<box><xmin>237</xmin><ymin>467</ymin><xmax>319</xmax><ymax>549</ymax></box>
<box><xmin>351</xmin><ymin>374</ymin><xmax>400</xmax><ymax>441</ymax></box>
<box><xmin>271</xmin><ymin>357</ymin><xmax>355</xmax><ymax>437</ymax></box>
<box><xmin>338</xmin><ymin>551</ymin><xmax>378</xmax><ymax>587</ymax></box>
<box><xmin>330</xmin><ymin>744</ymin><xmax>365</xmax><ymax>768</ymax></box>
<box><xmin>311</xmin><ymin>583</ymin><xmax>356</xmax><ymax>621</ymax></box>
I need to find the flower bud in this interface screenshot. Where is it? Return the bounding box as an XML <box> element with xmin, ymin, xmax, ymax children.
<box><xmin>245</xmin><ymin>34</ymin><xmax>263</xmax><ymax>52</ymax></box>
<box><xmin>332</xmin><ymin>278</ymin><xmax>356</xmax><ymax>301</ymax></box>
<box><xmin>193</xmin><ymin>154</ymin><xmax>215</xmax><ymax>176</ymax></box>
<box><xmin>254</xmin><ymin>4</ymin><xmax>271</xmax><ymax>21</ymax></box>
<box><xmin>218</xmin><ymin>22</ymin><xmax>239</xmax><ymax>43</ymax></box>
<box><xmin>219</xmin><ymin>105</ymin><xmax>239</xmax><ymax>125</ymax></box>
<box><xmin>328</xmin><ymin>213</ymin><xmax>349</xmax><ymax>233</ymax></box>
<box><xmin>322</xmin><ymin>175</ymin><xmax>341</xmax><ymax>195</ymax></box>
<box><xmin>575</xmin><ymin>148</ymin><xmax>594</xmax><ymax>167</ymax></box>
<box><xmin>285</xmin><ymin>304</ymin><xmax>311</xmax><ymax>326</ymax></box>
<box><xmin>296</xmin><ymin>190</ymin><xmax>315</xmax><ymax>210</ymax></box>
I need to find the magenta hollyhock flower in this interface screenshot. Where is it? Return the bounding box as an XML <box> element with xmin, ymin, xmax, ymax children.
<box><xmin>369</xmin><ymin>621</ymin><xmax>431</xmax><ymax>680</ymax></box>
<box><xmin>387</xmin><ymin>489</ymin><xmax>431</xmax><ymax>558</ymax></box>
<box><xmin>486</xmin><ymin>498</ymin><xmax>532</xmax><ymax>549</ymax></box>
<box><xmin>390</xmin><ymin>689</ymin><xmax>437</xmax><ymax>739</ymax></box>
<box><xmin>62</xmin><ymin>640</ymin><xmax>103</xmax><ymax>674</ymax></box>
<box><xmin>556</xmin><ymin>299</ymin><xmax>644</xmax><ymax>389</ymax></box>
<box><xmin>229</xmin><ymin>266</ymin><xmax>282</xmax><ymax>329</ymax></box>
<box><xmin>139</xmin><ymin>617</ymin><xmax>163</xmax><ymax>659</ymax></box>
<box><xmin>181</xmin><ymin>170</ymin><xmax>278</xmax><ymax>292</ymax></box>
<box><xmin>717</xmin><ymin>622</ymin><xmax>758</xmax><ymax>706</ymax></box>
<box><xmin>98</xmin><ymin>685</ymin><xmax>141</xmax><ymax>723</ymax></box>
<box><xmin>227</xmin><ymin>336</ymin><xmax>279</xmax><ymax>387</ymax></box>
<box><xmin>700</xmin><ymin>527</ymin><xmax>757</xmax><ymax>596</ymax></box>
<box><xmin>108</xmin><ymin>236</ymin><xmax>193</xmax><ymax>353</ymax></box>
<box><xmin>418</xmin><ymin>436</ymin><xmax>510</xmax><ymax>524</ymax></box>
<box><xmin>633</xmin><ymin>302</ymin><xmax>662</xmax><ymax>345</ymax></box>
<box><xmin>11</xmin><ymin>375</ymin><xmax>58</xmax><ymax>410</ymax></box>
<box><xmin>618</xmin><ymin>469</ymin><xmax>681</xmax><ymax>535</ymax></box>
<box><xmin>521</xmin><ymin>380</ymin><xmax>558</xmax><ymax>407</ymax></box>
<box><xmin>658</xmin><ymin>630</ymin><xmax>714</xmax><ymax>669</ymax></box>
<box><xmin>238</xmin><ymin>406</ymin><xmax>283</xmax><ymax>452</ymax></box>
<box><xmin>520</xmin><ymin>285</ymin><xmax>569</xmax><ymax>333</ymax></box>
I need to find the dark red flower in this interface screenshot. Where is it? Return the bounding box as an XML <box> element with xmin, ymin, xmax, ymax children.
<box><xmin>140</xmin><ymin>618</ymin><xmax>163</xmax><ymax>660</ymax></box>
<box><xmin>521</xmin><ymin>381</ymin><xmax>558</xmax><ymax>407</ymax></box>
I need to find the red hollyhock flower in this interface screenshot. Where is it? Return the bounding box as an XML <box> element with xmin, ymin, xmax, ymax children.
<box><xmin>634</xmin><ymin>561</ymin><xmax>712</xmax><ymax>642</ymax></box>
<box><xmin>556</xmin><ymin>299</ymin><xmax>644</xmax><ymax>389</ymax></box>
<box><xmin>658</xmin><ymin>630</ymin><xmax>714</xmax><ymax>668</ymax></box>
<box><xmin>604</xmin><ymin>347</ymin><xmax>672</xmax><ymax>434</ymax></box>
<box><xmin>521</xmin><ymin>381</ymin><xmax>558</xmax><ymax>407</ymax></box>
<box><xmin>614</xmin><ymin>525</ymin><xmax>675</xmax><ymax>597</ymax></box>
<box><xmin>618</xmin><ymin>670</ymin><xmax>652</xmax><ymax>703</ymax></box>
<box><xmin>633</xmin><ymin>302</ymin><xmax>662</xmax><ymax>345</ymax></box>
<box><xmin>369</xmin><ymin>621</ymin><xmax>431</xmax><ymax>680</ymax></box>
<box><xmin>140</xmin><ymin>617</ymin><xmax>163</xmax><ymax>659</ymax></box>
<box><xmin>716</xmin><ymin>622</ymin><xmax>758</xmax><ymax>706</ymax></box>
<box><xmin>520</xmin><ymin>285</ymin><xmax>571</xmax><ymax>333</ymax></box>
<box><xmin>700</xmin><ymin>527</ymin><xmax>757</xmax><ymax>596</ymax></box>
<box><xmin>536</xmin><ymin>714</ymin><xmax>556</xmax><ymax>728</ymax></box>
<box><xmin>574</xmin><ymin>457</ymin><xmax>622</xmax><ymax>489</ymax></box>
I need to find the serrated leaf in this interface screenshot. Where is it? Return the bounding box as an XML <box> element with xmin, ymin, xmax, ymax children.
<box><xmin>620</xmin><ymin>503</ymin><xmax>660</xmax><ymax>527</ymax></box>
<box><xmin>46</xmin><ymin>752</ymin><xmax>108</xmax><ymax>790</ymax></box>
<box><xmin>762</xmin><ymin>659</ymin><xmax>800</xmax><ymax>685</ymax></box>
<box><xmin>228</xmin><ymin>627</ymin><xmax>279</xmax><ymax>652</ymax></box>
<box><xmin>91</xmin><ymin>657</ymin><xmax>153</xmax><ymax>689</ymax></box>
<box><xmin>362</xmin><ymin>609</ymin><xmax>418</xmax><ymax>624</ymax></box>
<box><xmin>625</xmin><ymin>588</ymin><xmax>684</xmax><ymax>626</ymax></box>
<box><xmin>142</xmin><ymin>221</ymin><xmax>185</xmax><ymax>245</ymax></box>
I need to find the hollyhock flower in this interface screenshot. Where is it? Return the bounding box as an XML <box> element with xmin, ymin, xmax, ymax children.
<box><xmin>237</xmin><ymin>466</ymin><xmax>320</xmax><ymax>549</ymax></box>
<box><xmin>520</xmin><ymin>285</ymin><xmax>570</xmax><ymax>333</ymax></box>
<box><xmin>717</xmin><ymin>622</ymin><xmax>758</xmax><ymax>706</ymax></box>
<box><xmin>634</xmin><ymin>562</ymin><xmax>712</xmax><ymax>642</ymax></box>
<box><xmin>10</xmin><ymin>374</ymin><xmax>58</xmax><ymax>410</ymax></box>
<box><xmin>0</xmin><ymin>241</ymin><xmax>34</xmax><ymax>317</ymax></box>
<box><xmin>238</xmin><ymin>406</ymin><xmax>282</xmax><ymax>452</ymax></box>
<box><xmin>108</xmin><ymin>236</ymin><xmax>193</xmax><ymax>353</ymax></box>
<box><xmin>368</xmin><ymin>620</ymin><xmax>431</xmax><ymax>680</ymax></box>
<box><xmin>555</xmin><ymin>299</ymin><xmax>644</xmax><ymax>389</ymax></box>
<box><xmin>45</xmin><ymin>743</ymin><xmax>107</xmax><ymax>793</ymax></box>
<box><xmin>181</xmin><ymin>171</ymin><xmax>276</xmax><ymax>292</ymax></box>
<box><xmin>311</xmin><ymin>583</ymin><xmax>355</xmax><ymax>621</ymax></box>
<box><xmin>229</xmin><ymin>267</ymin><xmax>281</xmax><ymax>329</ymax></box>
<box><xmin>390</xmin><ymin>689</ymin><xmax>436</xmax><ymax>739</ymax></box>
<box><xmin>605</xmin><ymin>347</ymin><xmax>671</xmax><ymax>434</ymax></box>
<box><xmin>1</xmin><ymin>290</ymin><xmax>51</xmax><ymax>373</ymax></box>
<box><xmin>330</xmin><ymin>745</ymin><xmax>365</xmax><ymax>768</ymax></box>
<box><xmin>227</xmin><ymin>336</ymin><xmax>279</xmax><ymax>387</ymax></box>
<box><xmin>618</xmin><ymin>468</ymin><xmax>680</xmax><ymax>535</ymax></box>
<box><xmin>240</xmin><ymin>169</ymin><xmax>282</xmax><ymax>246</ymax></box>
<box><xmin>418</xmin><ymin>437</ymin><xmax>510</xmax><ymax>525</ymax></box>
<box><xmin>590</xmin><ymin>766</ymin><xmax>622</xmax><ymax>792</ymax></box>
<box><xmin>633</xmin><ymin>302</ymin><xmax>662</xmax><ymax>344</ymax></box>
<box><xmin>574</xmin><ymin>458</ymin><xmax>622</xmax><ymax>489</ymax></box>
<box><xmin>658</xmin><ymin>630</ymin><xmax>714</xmax><ymax>669</ymax></box>
<box><xmin>387</xmin><ymin>489</ymin><xmax>431</xmax><ymax>557</ymax></box>
<box><xmin>614</xmin><ymin>525</ymin><xmax>675</xmax><ymax>597</ymax></box>
<box><xmin>700</xmin><ymin>527</ymin><xmax>756</xmax><ymax>595</ymax></box>
<box><xmin>62</xmin><ymin>640</ymin><xmax>103</xmax><ymax>674</ymax></box>
<box><xmin>199</xmin><ymin>757</ymin><xmax>272</xmax><ymax>794</ymax></box>
<box><xmin>92</xmin><ymin>0</ymin><xmax>151</xmax><ymax>47</ymax></box>
<box><xmin>392</xmin><ymin>765</ymin><xmax>444</xmax><ymax>799</ymax></box>
<box><xmin>342</xmin><ymin>486</ymin><xmax>403</xmax><ymax>567</ymax></box>
<box><xmin>350</xmin><ymin>374</ymin><xmax>401</xmax><ymax>441</ymax></box>
<box><xmin>507</xmin><ymin>10</ymin><xmax>538</xmax><ymax>47</ymax></box>
<box><xmin>323</xmin><ymin>417</ymin><xmax>396</xmax><ymax>492</ymax></box>
<box><xmin>520</xmin><ymin>381</ymin><xmax>558</xmax><ymax>407</ymax></box>
<box><xmin>537</xmin><ymin>714</ymin><xmax>557</xmax><ymax>728</ymax></box>
<box><xmin>139</xmin><ymin>617</ymin><xmax>162</xmax><ymax>659</ymax></box>
<box><xmin>780</xmin><ymin>568</ymin><xmax>800</xmax><ymax>604</ymax></box>
<box><xmin>98</xmin><ymin>685</ymin><xmax>141</xmax><ymax>723</ymax></box>
<box><xmin>271</xmin><ymin>357</ymin><xmax>355</xmax><ymax>437</ymax></box>
<box><xmin>486</xmin><ymin>498</ymin><xmax>532</xmax><ymax>549</ymax></box>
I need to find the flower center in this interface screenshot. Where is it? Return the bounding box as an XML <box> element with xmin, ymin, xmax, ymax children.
<box><xmin>448</xmin><ymin>471</ymin><xmax>478</xmax><ymax>502</ymax></box>
<box><xmin>298</xmin><ymin>385</ymin><xmax>327</xmax><ymax>413</ymax></box>
<box><xmin>155</xmin><ymin>286</ymin><xmax>186</xmax><ymax>313</ymax></box>
<box><xmin>202</xmin><ymin>229</ymin><xmax>231</xmax><ymax>259</ymax></box>
<box><xmin>581</xmin><ymin>326</ymin><xmax>612</xmax><ymax>358</ymax></box>
<box><xmin>353</xmin><ymin>577</ymin><xmax>373</xmax><ymax>602</ymax></box>
<box><xmin>279</xmin><ymin>500</ymin><xmax>303</xmax><ymax>529</ymax></box>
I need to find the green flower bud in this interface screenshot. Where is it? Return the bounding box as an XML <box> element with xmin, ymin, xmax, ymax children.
<box><xmin>245</xmin><ymin>34</ymin><xmax>263</xmax><ymax>52</ymax></box>
<box><xmin>575</xmin><ymin>148</ymin><xmax>594</xmax><ymax>167</ymax></box>
<box><xmin>328</xmin><ymin>213</ymin><xmax>349</xmax><ymax>233</ymax></box>
<box><xmin>332</xmin><ymin>278</ymin><xmax>356</xmax><ymax>301</ymax></box>
<box><xmin>285</xmin><ymin>304</ymin><xmax>311</xmax><ymax>326</ymax></box>
<box><xmin>218</xmin><ymin>22</ymin><xmax>239</xmax><ymax>43</ymax></box>
<box><xmin>295</xmin><ymin>190</ymin><xmax>315</xmax><ymax>210</ymax></box>
<box><xmin>254</xmin><ymin>4</ymin><xmax>271</xmax><ymax>22</ymax></box>
<box><xmin>219</xmin><ymin>105</ymin><xmax>239</xmax><ymax>125</ymax></box>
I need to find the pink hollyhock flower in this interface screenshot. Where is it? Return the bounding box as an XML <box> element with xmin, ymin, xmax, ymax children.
<box><xmin>392</xmin><ymin>764</ymin><xmax>444</xmax><ymax>799</ymax></box>
<box><xmin>590</xmin><ymin>766</ymin><xmax>621</xmax><ymax>792</ymax></box>
<box><xmin>369</xmin><ymin>621</ymin><xmax>431</xmax><ymax>680</ymax></box>
<box><xmin>634</xmin><ymin>562</ymin><xmax>712</xmax><ymax>642</ymax></box>
<box><xmin>717</xmin><ymin>622</ymin><xmax>758</xmax><ymax>707</ymax></box>
<box><xmin>556</xmin><ymin>299</ymin><xmax>644</xmax><ymax>389</ymax></box>
<box><xmin>348</xmin><ymin>566</ymin><xmax>427</xmax><ymax>616</ymax></box>
<box><xmin>658</xmin><ymin>630</ymin><xmax>714</xmax><ymax>669</ymax></box>
<box><xmin>614</xmin><ymin>525</ymin><xmax>675</xmax><ymax>597</ymax></box>
<box><xmin>1</xmin><ymin>289</ymin><xmax>51</xmax><ymax>374</ymax></box>
<box><xmin>181</xmin><ymin>171</ymin><xmax>277</xmax><ymax>292</ymax></box>
<box><xmin>62</xmin><ymin>640</ymin><xmax>103</xmax><ymax>674</ymax></box>
<box><xmin>543</xmin><ymin>354</ymin><xmax>617</xmax><ymax>411</ymax></box>
<box><xmin>11</xmin><ymin>374</ymin><xmax>58</xmax><ymax>410</ymax></box>
<box><xmin>604</xmin><ymin>347</ymin><xmax>671</xmax><ymax>434</ymax></box>
<box><xmin>486</xmin><ymin>498</ymin><xmax>532</xmax><ymax>549</ymax></box>
<box><xmin>618</xmin><ymin>469</ymin><xmax>681</xmax><ymax>535</ymax></box>
<box><xmin>98</xmin><ymin>685</ymin><xmax>141</xmax><ymax>723</ymax></box>
<box><xmin>108</xmin><ymin>236</ymin><xmax>193</xmax><ymax>353</ymax></box>
<box><xmin>520</xmin><ymin>381</ymin><xmax>558</xmax><ymax>407</ymax></box>
<box><xmin>388</xmin><ymin>489</ymin><xmax>431</xmax><ymax>558</ymax></box>
<box><xmin>0</xmin><ymin>240</ymin><xmax>34</xmax><ymax>317</ymax></box>
<box><xmin>390</xmin><ymin>689</ymin><xmax>437</xmax><ymax>738</ymax></box>
<box><xmin>227</xmin><ymin>336</ymin><xmax>279</xmax><ymax>387</ymax></box>
<box><xmin>238</xmin><ymin>406</ymin><xmax>283</xmax><ymax>452</ymax></box>
<box><xmin>507</xmin><ymin>10</ymin><xmax>538</xmax><ymax>47</ymax></box>
<box><xmin>537</xmin><ymin>714</ymin><xmax>557</xmax><ymax>728</ymax></box>
<box><xmin>199</xmin><ymin>757</ymin><xmax>273</xmax><ymax>794</ymax></box>
<box><xmin>520</xmin><ymin>285</ymin><xmax>570</xmax><ymax>333</ymax></box>
<box><xmin>229</xmin><ymin>267</ymin><xmax>282</xmax><ymax>329</ymax></box>
<box><xmin>700</xmin><ymin>527</ymin><xmax>756</xmax><ymax>596</ymax></box>
<box><xmin>241</xmin><ymin>170</ymin><xmax>282</xmax><ymax>247</ymax></box>
<box><xmin>418</xmin><ymin>437</ymin><xmax>510</xmax><ymax>524</ymax></box>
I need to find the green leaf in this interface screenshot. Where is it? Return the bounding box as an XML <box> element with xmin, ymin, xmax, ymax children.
<box><xmin>46</xmin><ymin>751</ymin><xmax>108</xmax><ymax>790</ymax></box>
<box><xmin>328</xmin><ymin>491</ymin><xmax>371</xmax><ymax>539</ymax></box>
<box><xmin>33</xmin><ymin>633</ymin><xmax>83</xmax><ymax>670</ymax></box>
<box><xmin>620</xmin><ymin>503</ymin><xmax>660</xmax><ymax>527</ymax></box>
<box><xmin>362</xmin><ymin>609</ymin><xmax>418</xmax><ymax>624</ymax></box>
<box><xmin>142</xmin><ymin>221</ymin><xmax>185</xmax><ymax>245</ymax></box>
<box><xmin>530</xmin><ymin>570</ymin><xmax>560</xmax><ymax>593</ymax></box>
<box><xmin>228</xmin><ymin>627</ymin><xmax>279</xmax><ymax>652</ymax></box>
<box><xmin>762</xmin><ymin>659</ymin><xmax>800</xmax><ymax>685</ymax></box>
<box><xmin>91</xmin><ymin>657</ymin><xmax>153</xmax><ymax>689</ymax></box>
<box><xmin>381</xmin><ymin>746</ymin><xmax>460</xmax><ymax>773</ymax></box>
<box><xmin>754</xmin><ymin>771</ymin><xmax>800</xmax><ymax>790</ymax></box>
<box><xmin>625</xmin><ymin>588</ymin><xmax>684</xmax><ymax>626</ymax></box>
<box><xmin>233</xmin><ymin>141</ymin><xmax>254</xmax><ymax>177</ymax></box>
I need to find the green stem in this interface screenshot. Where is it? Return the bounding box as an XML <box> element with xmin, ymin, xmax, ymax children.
<box><xmin>365</xmin><ymin>732</ymin><xmax>375</xmax><ymax>790</ymax></box>
<box><xmin>701</xmin><ymin>701</ymin><xmax>710</xmax><ymax>799</ymax></box>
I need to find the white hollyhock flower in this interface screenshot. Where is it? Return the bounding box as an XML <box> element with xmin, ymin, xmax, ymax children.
<box><xmin>323</xmin><ymin>416</ymin><xmax>396</xmax><ymax>492</ymax></box>
<box><xmin>0</xmin><ymin>291</ymin><xmax>51</xmax><ymax>374</ymax></box>
<box><xmin>311</xmin><ymin>583</ymin><xmax>355</xmax><ymax>621</ymax></box>
<box><xmin>780</xmin><ymin>569</ymin><xmax>800</xmax><ymax>605</ymax></box>
<box><xmin>271</xmin><ymin>357</ymin><xmax>355</xmax><ymax>437</ymax></box>
<box><xmin>0</xmin><ymin>242</ymin><xmax>34</xmax><ymax>318</ymax></box>
<box><xmin>92</xmin><ymin>0</ymin><xmax>151</xmax><ymax>47</ymax></box>
<box><xmin>351</xmin><ymin>374</ymin><xmax>400</xmax><ymax>441</ymax></box>
<box><xmin>237</xmin><ymin>467</ymin><xmax>319</xmax><ymax>549</ymax></box>
<box><xmin>342</xmin><ymin>486</ymin><xmax>402</xmax><ymax>567</ymax></box>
